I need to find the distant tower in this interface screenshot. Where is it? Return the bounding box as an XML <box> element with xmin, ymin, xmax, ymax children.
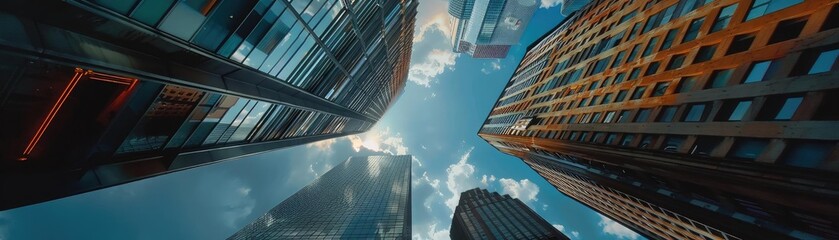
<box><xmin>450</xmin><ymin>188</ymin><xmax>569</xmax><ymax>240</ymax></box>
<box><xmin>229</xmin><ymin>155</ymin><xmax>412</xmax><ymax>239</ymax></box>
<box><xmin>447</xmin><ymin>0</ymin><xmax>539</xmax><ymax>58</ymax></box>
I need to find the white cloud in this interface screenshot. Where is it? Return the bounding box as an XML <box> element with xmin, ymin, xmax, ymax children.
<box><xmin>572</xmin><ymin>231</ymin><xmax>580</xmax><ymax>238</ymax></box>
<box><xmin>409</xmin><ymin>49</ymin><xmax>457</xmax><ymax>87</ymax></box>
<box><xmin>412</xmin><ymin>156</ymin><xmax>424</xmax><ymax>167</ymax></box>
<box><xmin>498</xmin><ymin>178</ymin><xmax>540</xmax><ymax>203</ymax></box>
<box><xmin>413</xmin><ymin>14</ymin><xmax>452</xmax><ymax>43</ymax></box>
<box><xmin>426</xmin><ymin>222</ymin><xmax>450</xmax><ymax>240</ymax></box>
<box><xmin>481</xmin><ymin>60</ymin><xmax>503</xmax><ymax>74</ymax></box>
<box><xmin>542</xmin><ymin>204</ymin><xmax>549</xmax><ymax>211</ymax></box>
<box><xmin>306</xmin><ymin>138</ymin><xmax>337</xmax><ymax>152</ymax></box>
<box><xmin>540</xmin><ymin>0</ymin><xmax>563</xmax><ymax>8</ymax></box>
<box><xmin>599</xmin><ymin>214</ymin><xmax>640</xmax><ymax>240</ymax></box>
<box><xmin>444</xmin><ymin>147</ymin><xmax>478</xmax><ymax>212</ymax></box>
<box><xmin>347</xmin><ymin>127</ymin><xmax>408</xmax><ymax>155</ymax></box>
<box><xmin>553</xmin><ymin>224</ymin><xmax>565</xmax><ymax>232</ymax></box>
<box><xmin>480</xmin><ymin>174</ymin><xmax>498</xmax><ymax>185</ymax></box>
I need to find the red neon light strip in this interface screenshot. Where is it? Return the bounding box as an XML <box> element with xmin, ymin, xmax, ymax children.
<box><xmin>20</xmin><ymin>69</ymin><xmax>138</xmax><ymax>161</ymax></box>
<box><xmin>21</xmin><ymin>70</ymin><xmax>85</xmax><ymax>159</ymax></box>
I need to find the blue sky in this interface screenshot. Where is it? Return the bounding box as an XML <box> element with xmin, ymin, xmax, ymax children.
<box><xmin>0</xmin><ymin>1</ymin><xmax>644</xmax><ymax>240</ymax></box>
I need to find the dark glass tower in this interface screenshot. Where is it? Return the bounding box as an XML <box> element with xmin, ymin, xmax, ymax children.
<box><xmin>229</xmin><ymin>155</ymin><xmax>411</xmax><ymax>239</ymax></box>
<box><xmin>0</xmin><ymin>0</ymin><xmax>417</xmax><ymax>210</ymax></box>
<box><xmin>478</xmin><ymin>0</ymin><xmax>839</xmax><ymax>239</ymax></box>
<box><xmin>450</xmin><ymin>188</ymin><xmax>568</xmax><ymax>240</ymax></box>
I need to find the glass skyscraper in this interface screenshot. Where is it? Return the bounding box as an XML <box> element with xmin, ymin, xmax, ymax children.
<box><xmin>229</xmin><ymin>155</ymin><xmax>412</xmax><ymax>239</ymax></box>
<box><xmin>0</xmin><ymin>0</ymin><xmax>416</xmax><ymax>210</ymax></box>
<box><xmin>450</xmin><ymin>188</ymin><xmax>568</xmax><ymax>240</ymax></box>
<box><xmin>479</xmin><ymin>0</ymin><xmax>839</xmax><ymax>238</ymax></box>
<box><xmin>447</xmin><ymin>0</ymin><xmax>538</xmax><ymax>58</ymax></box>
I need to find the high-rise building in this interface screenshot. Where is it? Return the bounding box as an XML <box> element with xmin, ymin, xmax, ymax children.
<box><xmin>559</xmin><ymin>0</ymin><xmax>589</xmax><ymax>15</ymax></box>
<box><xmin>448</xmin><ymin>0</ymin><xmax>538</xmax><ymax>58</ymax></box>
<box><xmin>229</xmin><ymin>155</ymin><xmax>411</xmax><ymax>239</ymax></box>
<box><xmin>450</xmin><ymin>188</ymin><xmax>568</xmax><ymax>240</ymax></box>
<box><xmin>0</xmin><ymin>0</ymin><xmax>417</xmax><ymax>210</ymax></box>
<box><xmin>479</xmin><ymin>0</ymin><xmax>839</xmax><ymax>239</ymax></box>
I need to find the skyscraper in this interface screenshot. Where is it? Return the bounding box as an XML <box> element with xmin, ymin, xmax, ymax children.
<box><xmin>0</xmin><ymin>0</ymin><xmax>416</xmax><ymax>210</ymax></box>
<box><xmin>450</xmin><ymin>188</ymin><xmax>568</xmax><ymax>240</ymax></box>
<box><xmin>479</xmin><ymin>0</ymin><xmax>839</xmax><ymax>239</ymax></box>
<box><xmin>448</xmin><ymin>0</ymin><xmax>538</xmax><ymax>58</ymax></box>
<box><xmin>229</xmin><ymin>155</ymin><xmax>411</xmax><ymax>239</ymax></box>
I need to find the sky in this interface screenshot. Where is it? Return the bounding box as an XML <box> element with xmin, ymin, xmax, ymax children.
<box><xmin>0</xmin><ymin>1</ymin><xmax>645</xmax><ymax>240</ymax></box>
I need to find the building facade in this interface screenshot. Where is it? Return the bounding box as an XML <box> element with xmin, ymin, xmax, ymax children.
<box><xmin>448</xmin><ymin>0</ymin><xmax>538</xmax><ymax>58</ymax></box>
<box><xmin>228</xmin><ymin>155</ymin><xmax>411</xmax><ymax>239</ymax></box>
<box><xmin>0</xmin><ymin>0</ymin><xmax>416</xmax><ymax>210</ymax></box>
<box><xmin>450</xmin><ymin>188</ymin><xmax>568</xmax><ymax>240</ymax></box>
<box><xmin>479</xmin><ymin>0</ymin><xmax>839</xmax><ymax>239</ymax></box>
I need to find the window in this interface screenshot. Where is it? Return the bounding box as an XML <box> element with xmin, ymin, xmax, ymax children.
<box><xmin>159</xmin><ymin>0</ymin><xmax>217</xmax><ymax>40</ymax></box>
<box><xmin>635</xmin><ymin>108</ymin><xmax>652</xmax><ymax>122</ymax></box>
<box><xmin>727</xmin><ymin>33</ymin><xmax>756</xmax><ymax>55</ymax></box>
<box><xmin>130</xmin><ymin>0</ymin><xmax>178</xmax><ymax>26</ymax></box>
<box><xmin>591</xmin><ymin>112</ymin><xmax>603</xmax><ymax>123</ymax></box>
<box><xmin>711</xmin><ymin>4</ymin><xmax>739</xmax><ymax>33</ymax></box>
<box><xmin>602</xmin><ymin>93</ymin><xmax>614</xmax><ymax>104</ymax></box>
<box><xmin>728</xmin><ymin>138</ymin><xmax>770</xmax><ymax>160</ymax></box>
<box><xmin>691</xmin><ymin>136</ymin><xmax>722</xmax><ymax>156</ymax></box>
<box><xmin>683</xmin><ymin>103</ymin><xmax>710</xmax><ymax>122</ymax></box>
<box><xmin>756</xmin><ymin>95</ymin><xmax>804</xmax><ymax>120</ymax></box>
<box><xmin>617</xmin><ymin>110</ymin><xmax>632</xmax><ymax>123</ymax></box>
<box><xmin>589</xmin><ymin>96</ymin><xmax>600</xmax><ymax>106</ymax></box>
<box><xmin>631</xmin><ymin>86</ymin><xmax>647</xmax><ymax>100</ymax></box>
<box><xmin>774</xmin><ymin>97</ymin><xmax>803</xmax><ymax>120</ymax></box>
<box><xmin>568</xmin><ymin>115</ymin><xmax>578</xmax><ymax>123</ymax></box>
<box><xmin>591</xmin><ymin>132</ymin><xmax>606</xmax><ymax>143</ymax></box>
<box><xmin>657</xmin><ymin>106</ymin><xmax>679</xmax><ymax>122</ymax></box>
<box><xmin>568</xmin><ymin>131</ymin><xmax>579</xmax><ymax>140</ymax></box>
<box><xmin>613</xmin><ymin>72</ymin><xmax>627</xmax><ymax>84</ymax></box>
<box><xmin>683</xmin><ymin>17</ymin><xmax>705</xmax><ymax>43</ymax></box>
<box><xmin>578</xmin><ymin>98</ymin><xmax>589</xmax><ymax>107</ymax></box>
<box><xmin>661</xmin><ymin>135</ymin><xmax>686</xmax><ymax>152</ymax></box>
<box><xmin>721</xmin><ymin>100</ymin><xmax>752</xmax><ymax>121</ymax></box>
<box><xmin>768</xmin><ymin>17</ymin><xmax>808</xmax><ymax>44</ymax></box>
<box><xmin>781</xmin><ymin>141</ymin><xmax>834</xmax><ymax>168</ymax></box>
<box><xmin>743</xmin><ymin>60</ymin><xmax>776</xmax><ymax>83</ymax></box>
<box><xmin>605</xmin><ymin>133</ymin><xmax>619</xmax><ymax>144</ymax></box>
<box><xmin>628</xmin><ymin>67</ymin><xmax>641</xmax><ymax>81</ymax></box>
<box><xmin>660</xmin><ymin>29</ymin><xmax>680</xmax><ymax>51</ymax></box>
<box><xmin>579</xmin><ymin>132</ymin><xmax>590</xmax><ymax>141</ymax></box>
<box><xmin>651</xmin><ymin>82</ymin><xmax>670</xmax><ymax>97</ymax></box>
<box><xmin>676</xmin><ymin>76</ymin><xmax>696</xmax><ymax>93</ymax></box>
<box><xmin>639</xmin><ymin>134</ymin><xmax>657</xmax><ymax>149</ymax></box>
<box><xmin>745</xmin><ymin>0</ymin><xmax>804</xmax><ymax>21</ymax></box>
<box><xmin>807</xmin><ymin>49</ymin><xmax>839</xmax><ymax>74</ymax></box>
<box><xmin>191</xmin><ymin>0</ymin><xmax>260</xmax><ymax>51</ymax></box>
<box><xmin>611</xmin><ymin>51</ymin><xmax>626</xmax><ymax>68</ymax></box>
<box><xmin>694</xmin><ymin>44</ymin><xmax>718</xmax><ymax>63</ymax></box>
<box><xmin>666</xmin><ymin>54</ymin><xmax>687</xmax><ymax>70</ymax></box>
<box><xmin>642</xmin><ymin>37</ymin><xmax>659</xmax><ymax>57</ymax></box>
<box><xmin>604</xmin><ymin>111</ymin><xmax>616</xmax><ymax>123</ymax></box>
<box><xmin>812</xmin><ymin>89</ymin><xmax>839</xmax><ymax>120</ymax></box>
<box><xmin>615</xmin><ymin>90</ymin><xmax>629</xmax><ymax>102</ymax></box>
<box><xmin>645</xmin><ymin>62</ymin><xmax>661</xmax><ymax>76</ymax></box>
<box><xmin>822</xmin><ymin>4</ymin><xmax>839</xmax><ymax>31</ymax></box>
<box><xmin>706</xmin><ymin>69</ymin><xmax>733</xmax><ymax>89</ymax></box>
<box><xmin>620</xmin><ymin>134</ymin><xmax>635</xmax><ymax>146</ymax></box>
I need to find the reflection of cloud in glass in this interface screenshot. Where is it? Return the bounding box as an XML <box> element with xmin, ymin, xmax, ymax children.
<box><xmin>367</xmin><ymin>156</ymin><xmax>384</xmax><ymax>178</ymax></box>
